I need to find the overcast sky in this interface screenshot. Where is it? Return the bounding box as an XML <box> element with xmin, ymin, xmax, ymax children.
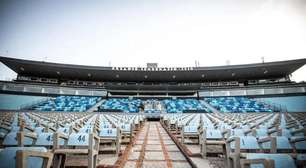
<box><xmin>0</xmin><ymin>0</ymin><xmax>305</xmax><ymax>81</ymax></box>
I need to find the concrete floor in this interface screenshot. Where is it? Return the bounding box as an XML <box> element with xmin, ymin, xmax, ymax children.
<box><xmin>123</xmin><ymin>122</ymin><xmax>193</xmax><ymax>168</ymax></box>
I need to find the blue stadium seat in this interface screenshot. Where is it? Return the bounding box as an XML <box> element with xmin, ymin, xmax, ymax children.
<box><xmin>260</xmin><ymin>136</ymin><xmax>293</xmax><ymax>150</ymax></box>
<box><xmin>163</xmin><ymin>99</ymin><xmax>210</xmax><ymax>113</ymax></box>
<box><xmin>205</xmin><ymin>97</ymin><xmax>273</xmax><ymax>112</ymax></box>
<box><xmin>57</xmin><ymin>127</ymin><xmax>70</xmax><ymax>135</ymax></box>
<box><xmin>244</xmin><ymin>153</ymin><xmax>296</xmax><ymax>168</ymax></box>
<box><xmin>229</xmin><ymin>136</ymin><xmax>260</xmax><ymax>150</ymax></box>
<box><xmin>99</xmin><ymin>128</ymin><xmax>117</xmax><ymax>138</ymax></box>
<box><xmin>34</xmin><ymin>127</ymin><xmax>45</xmax><ymax>134</ymax></box>
<box><xmin>79</xmin><ymin>127</ymin><xmax>95</xmax><ymax>133</ymax></box>
<box><xmin>291</xmin><ymin>136</ymin><xmax>306</xmax><ymax>150</ymax></box>
<box><xmin>3</xmin><ymin>132</ymin><xmax>35</xmax><ymax>146</ymax></box>
<box><xmin>183</xmin><ymin>126</ymin><xmax>198</xmax><ymax>134</ymax></box>
<box><xmin>205</xmin><ymin>129</ymin><xmax>223</xmax><ymax>139</ymax></box>
<box><xmin>0</xmin><ymin>147</ymin><xmax>49</xmax><ymax>168</ymax></box>
<box><xmin>35</xmin><ymin>133</ymin><xmax>66</xmax><ymax>146</ymax></box>
<box><xmin>67</xmin><ymin>133</ymin><xmax>91</xmax><ymax>146</ymax></box>
<box><xmin>100</xmin><ymin>98</ymin><xmax>141</xmax><ymax>113</ymax></box>
<box><xmin>254</xmin><ymin>129</ymin><xmax>269</xmax><ymax>137</ymax></box>
<box><xmin>31</xmin><ymin>96</ymin><xmax>101</xmax><ymax>112</ymax></box>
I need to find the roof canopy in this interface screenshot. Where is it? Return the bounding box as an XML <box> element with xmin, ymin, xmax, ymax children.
<box><xmin>1</xmin><ymin>56</ymin><xmax>305</xmax><ymax>82</ymax></box>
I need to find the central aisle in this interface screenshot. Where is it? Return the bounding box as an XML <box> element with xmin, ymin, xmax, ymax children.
<box><xmin>123</xmin><ymin>122</ymin><xmax>192</xmax><ymax>168</ymax></box>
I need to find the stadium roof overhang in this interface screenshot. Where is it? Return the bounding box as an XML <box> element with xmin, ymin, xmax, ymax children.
<box><xmin>1</xmin><ymin>56</ymin><xmax>306</xmax><ymax>82</ymax></box>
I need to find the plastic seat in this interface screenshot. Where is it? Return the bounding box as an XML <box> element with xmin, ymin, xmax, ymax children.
<box><xmin>229</xmin><ymin>136</ymin><xmax>260</xmax><ymax>150</ymax></box>
<box><xmin>57</xmin><ymin>127</ymin><xmax>70</xmax><ymax>135</ymax></box>
<box><xmin>35</xmin><ymin>133</ymin><xmax>65</xmax><ymax>146</ymax></box>
<box><xmin>34</xmin><ymin>127</ymin><xmax>45</xmax><ymax>134</ymax></box>
<box><xmin>230</xmin><ymin>129</ymin><xmax>246</xmax><ymax>136</ymax></box>
<box><xmin>255</xmin><ymin>129</ymin><xmax>268</xmax><ymax>137</ymax></box>
<box><xmin>206</xmin><ymin>129</ymin><xmax>223</xmax><ymax>139</ymax></box>
<box><xmin>0</xmin><ymin>147</ymin><xmax>50</xmax><ymax>168</ymax></box>
<box><xmin>260</xmin><ymin>136</ymin><xmax>292</xmax><ymax>150</ymax></box>
<box><xmin>244</xmin><ymin>153</ymin><xmax>296</xmax><ymax>168</ymax></box>
<box><xmin>282</xmin><ymin>129</ymin><xmax>293</xmax><ymax>137</ymax></box>
<box><xmin>99</xmin><ymin>128</ymin><xmax>117</xmax><ymax>137</ymax></box>
<box><xmin>184</xmin><ymin>126</ymin><xmax>198</xmax><ymax>133</ymax></box>
<box><xmin>121</xmin><ymin>124</ymin><xmax>131</xmax><ymax>132</ymax></box>
<box><xmin>79</xmin><ymin>127</ymin><xmax>94</xmax><ymax>133</ymax></box>
<box><xmin>291</xmin><ymin>136</ymin><xmax>306</xmax><ymax>150</ymax></box>
<box><xmin>68</xmin><ymin>133</ymin><xmax>90</xmax><ymax>146</ymax></box>
<box><xmin>3</xmin><ymin>132</ymin><xmax>35</xmax><ymax>146</ymax></box>
<box><xmin>100</xmin><ymin>124</ymin><xmax>112</xmax><ymax>129</ymax></box>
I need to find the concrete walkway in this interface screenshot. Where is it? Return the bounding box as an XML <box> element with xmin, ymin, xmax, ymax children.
<box><xmin>123</xmin><ymin>122</ymin><xmax>192</xmax><ymax>168</ymax></box>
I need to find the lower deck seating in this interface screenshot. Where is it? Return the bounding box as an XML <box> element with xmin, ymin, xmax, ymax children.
<box><xmin>161</xmin><ymin>112</ymin><xmax>306</xmax><ymax>168</ymax></box>
<box><xmin>0</xmin><ymin>112</ymin><xmax>145</xmax><ymax>168</ymax></box>
<box><xmin>0</xmin><ymin>110</ymin><xmax>305</xmax><ymax>168</ymax></box>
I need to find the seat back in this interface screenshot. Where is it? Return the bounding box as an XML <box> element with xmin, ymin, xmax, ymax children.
<box><xmin>79</xmin><ymin>127</ymin><xmax>94</xmax><ymax>133</ymax></box>
<box><xmin>230</xmin><ymin>136</ymin><xmax>260</xmax><ymax>150</ymax></box>
<box><xmin>121</xmin><ymin>124</ymin><xmax>131</xmax><ymax>132</ymax></box>
<box><xmin>230</xmin><ymin>129</ymin><xmax>245</xmax><ymax>136</ymax></box>
<box><xmin>99</xmin><ymin>128</ymin><xmax>117</xmax><ymax>137</ymax></box>
<box><xmin>206</xmin><ymin>129</ymin><xmax>223</xmax><ymax>139</ymax></box>
<box><xmin>184</xmin><ymin>126</ymin><xmax>198</xmax><ymax>133</ymax></box>
<box><xmin>255</xmin><ymin>129</ymin><xmax>268</xmax><ymax>137</ymax></box>
<box><xmin>34</xmin><ymin>127</ymin><xmax>45</xmax><ymax>134</ymax></box>
<box><xmin>68</xmin><ymin>133</ymin><xmax>89</xmax><ymax>146</ymax></box>
<box><xmin>35</xmin><ymin>133</ymin><xmax>65</xmax><ymax>146</ymax></box>
<box><xmin>57</xmin><ymin>127</ymin><xmax>70</xmax><ymax>135</ymax></box>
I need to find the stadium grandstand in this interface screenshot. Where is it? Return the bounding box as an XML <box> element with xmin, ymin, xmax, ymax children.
<box><xmin>0</xmin><ymin>56</ymin><xmax>306</xmax><ymax>168</ymax></box>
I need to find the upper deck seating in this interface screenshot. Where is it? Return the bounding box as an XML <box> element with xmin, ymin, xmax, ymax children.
<box><xmin>100</xmin><ymin>98</ymin><xmax>142</xmax><ymax>113</ymax></box>
<box><xmin>205</xmin><ymin>97</ymin><xmax>273</xmax><ymax>112</ymax></box>
<box><xmin>163</xmin><ymin>99</ymin><xmax>210</xmax><ymax>113</ymax></box>
<box><xmin>31</xmin><ymin>96</ymin><xmax>101</xmax><ymax>112</ymax></box>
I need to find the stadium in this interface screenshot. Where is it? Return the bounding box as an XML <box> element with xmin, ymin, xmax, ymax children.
<box><xmin>0</xmin><ymin>56</ymin><xmax>305</xmax><ymax>168</ymax></box>
<box><xmin>1</xmin><ymin>1</ymin><xmax>306</xmax><ymax>168</ymax></box>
